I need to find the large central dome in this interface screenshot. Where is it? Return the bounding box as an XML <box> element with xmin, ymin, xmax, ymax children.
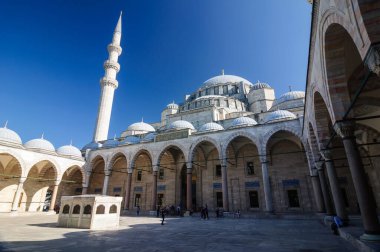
<box><xmin>202</xmin><ymin>74</ymin><xmax>253</xmax><ymax>88</ymax></box>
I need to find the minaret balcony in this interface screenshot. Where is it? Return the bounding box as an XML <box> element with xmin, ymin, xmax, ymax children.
<box><xmin>107</xmin><ymin>44</ymin><xmax>122</xmax><ymax>55</ymax></box>
<box><xmin>103</xmin><ymin>60</ymin><xmax>120</xmax><ymax>73</ymax></box>
<box><xmin>100</xmin><ymin>77</ymin><xmax>118</xmax><ymax>89</ymax></box>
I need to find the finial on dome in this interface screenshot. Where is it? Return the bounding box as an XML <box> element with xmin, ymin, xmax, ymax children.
<box><xmin>70</xmin><ymin>139</ymin><xmax>73</xmax><ymax>146</ymax></box>
<box><xmin>113</xmin><ymin>134</ymin><xmax>117</xmax><ymax>140</ymax></box>
<box><xmin>221</xmin><ymin>69</ymin><xmax>224</xmax><ymax>75</ymax></box>
<box><xmin>141</xmin><ymin>117</ymin><xmax>144</xmax><ymax>122</ymax></box>
<box><xmin>41</xmin><ymin>133</ymin><xmax>44</xmax><ymax>139</ymax></box>
<box><xmin>4</xmin><ymin>120</ymin><xmax>8</xmax><ymax>128</ymax></box>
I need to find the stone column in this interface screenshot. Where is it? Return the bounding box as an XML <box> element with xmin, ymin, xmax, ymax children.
<box><xmin>315</xmin><ymin>162</ymin><xmax>334</xmax><ymax>215</ymax></box>
<box><xmin>82</xmin><ymin>171</ymin><xmax>91</xmax><ymax>195</ymax></box>
<box><xmin>186</xmin><ymin>164</ymin><xmax>193</xmax><ymax>211</ymax></box>
<box><xmin>152</xmin><ymin>170</ymin><xmax>158</xmax><ymax>211</ymax></box>
<box><xmin>11</xmin><ymin>177</ymin><xmax>26</xmax><ymax>212</ymax></box>
<box><xmin>49</xmin><ymin>180</ymin><xmax>61</xmax><ymax>212</ymax></box>
<box><xmin>260</xmin><ymin>157</ymin><xmax>273</xmax><ymax>212</ymax></box>
<box><xmin>221</xmin><ymin>161</ymin><xmax>229</xmax><ymax>211</ymax></box>
<box><xmin>320</xmin><ymin>149</ymin><xmax>348</xmax><ymax>222</ymax></box>
<box><xmin>310</xmin><ymin>172</ymin><xmax>325</xmax><ymax>213</ymax></box>
<box><xmin>124</xmin><ymin>172</ymin><xmax>132</xmax><ymax>210</ymax></box>
<box><xmin>335</xmin><ymin>121</ymin><xmax>380</xmax><ymax>240</ymax></box>
<box><xmin>102</xmin><ymin>170</ymin><xmax>111</xmax><ymax>195</ymax></box>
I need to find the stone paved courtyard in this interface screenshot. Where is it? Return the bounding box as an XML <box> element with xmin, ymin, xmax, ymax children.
<box><xmin>0</xmin><ymin>214</ymin><xmax>356</xmax><ymax>252</ymax></box>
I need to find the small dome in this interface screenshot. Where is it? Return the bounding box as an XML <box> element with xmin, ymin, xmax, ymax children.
<box><xmin>0</xmin><ymin>126</ymin><xmax>22</xmax><ymax>145</ymax></box>
<box><xmin>203</xmin><ymin>74</ymin><xmax>253</xmax><ymax>88</ymax></box>
<box><xmin>199</xmin><ymin>122</ymin><xmax>224</xmax><ymax>132</ymax></box>
<box><xmin>126</xmin><ymin>121</ymin><xmax>155</xmax><ymax>135</ymax></box>
<box><xmin>103</xmin><ymin>138</ymin><xmax>120</xmax><ymax>148</ymax></box>
<box><xmin>57</xmin><ymin>145</ymin><xmax>82</xmax><ymax>158</ymax></box>
<box><xmin>168</xmin><ymin>120</ymin><xmax>195</xmax><ymax>130</ymax></box>
<box><xmin>24</xmin><ymin>137</ymin><xmax>55</xmax><ymax>152</ymax></box>
<box><xmin>82</xmin><ymin>141</ymin><xmax>102</xmax><ymax>151</ymax></box>
<box><xmin>142</xmin><ymin>132</ymin><xmax>156</xmax><ymax>142</ymax></box>
<box><xmin>167</xmin><ymin>102</ymin><xmax>179</xmax><ymax>110</ymax></box>
<box><xmin>230</xmin><ymin>117</ymin><xmax>258</xmax><ymax>128</ymax></box>
<box><xmin>250</xmin><ymin>81</ymin><xmax>271</xmax><ymax>91</ymax></box>
<box><xmin>264</xmin><ymin>110</ymin><xmax>297</xmax><ymax>123</ymax></box>
<box><xmin>272</xmin><ymin>91</ymin><xmax>305</xmax><ymax>107</ymax></box>
<box><xmin>122</xmin><ymin>136</ymin><xmax>140</xmax><ymax>144</ymax></box>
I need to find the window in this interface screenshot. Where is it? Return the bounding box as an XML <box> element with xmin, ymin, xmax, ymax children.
<box><xmin>158</xmin><ymin>193</ymin><xmax>164</xmax><ymax>207</ymax></box>
<box><xmin>73</xmin><ymin>205</ymin><xmax>81</xmax><ymax>214</ymax></box>
<box><xmin>216</xmin><ymin>192</ymin><xmax>223</xmax><ymax>208</ymax></box>
<box><xmin>341</xmin><ymin>188</ymin><xmax>349</xmax><ymax>207</ymax></box>
<box><xmin>249</xmin><ymin>191</ymin><xmax>259</xmax><ymax>208</ymax></box>
<box><xmin>62</xmin><ymin>205</ymin><xmax>70</xmax><ymax>214</ymax></box>
<box><xmin>198</xmin><ymin>91</ymin><xmax>202</xmax><ymax>97</ymax></box>
<box><xmin>96</xmin><ymin>205</ymin><xmax>105</xmax><ymax>214</ymax></box>
<box><xmin>194</xmin><ymin>102</ymin><xmax>197</xmax><ymax>108</ymax></box>
<box><xmin>94</xmin><ymin>188</ymin><xmax>102</xmax><ymax>194</ymax></box>
<box><xmin>84</xmin><ymin>205</ymin><xmax>92</xmax><ymax>214</ymax></box>
<box><xmin>75</xmin><ymin>188</ymin><xmax>82</xmax><ymax>194</ymax></box>
<box><xmin>135</xmin><ymin>194</ymin><xmax>141</xmax><ymax>207</ymax></box>
<box><xmin>234</xmin><ymin>85</ymin><xmax>239</xmax><ymax>93</ymax></box>
<box><xmin>215</xmin><ymin>165</ymin><xmax>222</xmax><ymax>177</ymax></box>
<box><xmin>187</xmin><ymin>104</ymin><xmax>190</xmax><ymax>110</ymax></box>
<box><xmin>287</xmin><ymin>190</ymin><xmax>300</xmax><ymax>208</ymax></box>
<box><xmin>159</xmin><ymin>169</ymin><xmax>164</xmax><ymax>180</ymax></box>
<box><xmin>214</xmin><ymin>86</ymin><xmax>219</xmax><ymax>95</ymax></box>
<box><xmin>216</xmin><ymin>99</ymin><xmax>220</xmax><ymax>107</ymax></box>
<box><xmin>109</xmin><ymin>205</ymin><xmax>117</xmax><ymax>213</ymax></box>
<box><xmin>247</xmin><ymin>162</ymin><xmax>254</xmax><ymax>175</ymax></box>
<box><xmin>137</xmin><ymin>170</ymin><xmax>142</xmax><ymax>181</ymax></box>
<box><xmin>206</xmin><ymin>88</ymin><xmax>210</xmax><ymax>95</ymax></box>
<box><xmin>223</xmin><ymin>85</ymin><xmax>228</xmax><ymax>94</ymax></box>
<box><xmin>226</xmin><ymin>100</ymin><xmax>229</xmax><ymax>107</ymax></box>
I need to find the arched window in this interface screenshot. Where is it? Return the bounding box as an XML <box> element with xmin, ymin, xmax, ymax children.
<box><xmin>84</xmin><ymin>205</ymin><xmax>92</xmax><ymax>214</ymax></box>
<box><xmin>109</xmin><ymin>205</ymin><xmax>117</xmax><ymax>214</ymax></box>
<box><xmin>62</xmin><ymin>205</ymin><xmax>70</xmax><ymax>214</ymax></box>
<box><xmin>96</xmin><ymin>205</ymin><xmax>105</xmax><ymax>214</ymax></box>
<box><xmin>73</xmin><ymin>205</ymin><xmax>81</xmax><ymax>214</ymax></box>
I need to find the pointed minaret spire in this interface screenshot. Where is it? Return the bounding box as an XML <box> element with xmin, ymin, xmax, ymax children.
<box><xmin>93</xmin><ymin>13</ymin><xmax>123</xmax><ymax>142</ymax></box>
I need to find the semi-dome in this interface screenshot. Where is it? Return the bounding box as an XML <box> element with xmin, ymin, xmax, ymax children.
<box><xmin>272</xmin><ymin>91</ymin><xmax>305</xmax><ymax>107</ymax></box>
<box><xmin>122</xmin><ymin>136</ymin><xmax>140</xmax><ymax>144</ymax></box>
<box><xmin>264</xmin><ymin>110</ymin><xmax>297</xmax><ymax>123</ymax></box>
<box><xmin>24</xmin><ymin>137</ymin><xmax>55</xmax><ymax>152</ymax></box>
<box><xmin>168</xmin><ymin>120</ymin><xmax>195</xmax><ymax>130</ymax></box>
<box><xmin>103</xmin><ymin>138</ymin><xmax>120</xmax><ymax>148</ymax></box>
<box><xmin>230</xmin><ymin>117</ymin><xmax>258</xmax><ymax>128</ymax></box>
<box><xmin>82</xmin><ymin>141</ymin><xmax>102</xmax><ymax>151</ymax></box>
<box><xmin>250</xmin><ymin>81</ymin><xmax>271</xmax><ymax>91</ymax></box>
<box><xmin>198</xmin><ymin>122</ymin><xmax>224</xmax><ymax>133</ymax></box>
<box><xmin>57</xmin><ymin>145</ymin><xmax>82</xmax><ymax>158</ymax></box>
<box><xmin>203</xmin><ymin>74</ymin><xmax>253</xmax><ymax>88</ymax></box>
<box><xmin>126</xmin><ymin>121</ymin><xmax>155</xmax><ymax>135</ymax></box>
<box><xmin>0</xmin><ymin>126</ymin><xmax>22</xmax><ymax>145</ymax></box>
<box><xmin>166</xmin><ymin>102</ymin><xmax>179</xmax><ymax>110</ymax></box>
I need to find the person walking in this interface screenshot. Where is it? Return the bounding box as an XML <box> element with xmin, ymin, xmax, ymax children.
<box><xmin>136</xmin><ymin>205</ymin><xmax>140</xmax><ymax>216</ymax></box>
<box><xmin>205</xmin><ymin>204</ymin><xmax>209</xmax><ymax>220</ymax></box>
<box><xmin>156</xmin><ymin>206</ymin><xmax>160</xmax><ymax>218</ymax></box>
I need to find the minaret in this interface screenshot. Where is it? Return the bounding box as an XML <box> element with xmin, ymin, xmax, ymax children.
<box><xmin>93</xmin><ymin>12</ymin><xmax>123</xmax><ymax>142</ymax></box>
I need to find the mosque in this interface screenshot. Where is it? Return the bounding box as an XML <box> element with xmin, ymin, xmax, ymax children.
<box><xmin>0</xmin><ymin>0</ymin><xmax>379</xmax><ymax>240</ymax></box>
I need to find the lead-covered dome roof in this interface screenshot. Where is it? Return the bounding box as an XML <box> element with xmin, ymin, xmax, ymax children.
<box><xmin>250</xmin><ymin>81</ymin><xmax>271</xmax><ymax>91</ymax></box>
<box><xmin>82</xmin><ymin>141</ymin><xmax>103</xmax><ymax>151</ymax></box>
<box><xmin>0</xmin><ymin>126</ymin><xmax>22</xmax><ymax>145</ymax></box>
<box><xmin>127</xmin><ymin>121</ymin><xmax>155</xmax><ymax>133</ymax></box>
<box><xmin>272</xmin><ymin>91</ymin><xmax>305</xmax><ymax>107</ymax></box>
<box><xmin>57</xmin><ymin>145</ymin><xmax>82</xmax><ymax>158</ymax></box>
<box><xmin>122</xmin><ymin>135</ymin><xmax>140</xmax><ymax>144</ymax></box>
<box><xmin>230</xmin><ymin>117</ymin><xmax>258</xmax><ymax>128</ymax></box>
<box><xmin>166</xmin><ymin>102</ymin><xmax>179</xmax><ymax>110</ymax></box>
<box><xmin>168</xmin><ymin>120</ymin><xmax>195</xmax><ymax>130</ymax></box>
<box><xmin>24</xmin><ymin>137</ymin><xmax>55</xmax><ymax>152</ymax></box>
<box><xmin>264</xmin><ymin>110</ymin><xmax>297</xmax><ymax>123</ymax></box>
<box><xmin>202</xmin><ymin>74</ymin><xmax>253</xmax><ymax>88</ymax></box>
<box><xmin>199</xmin><ymin>122</ymin><xmax>224</xmax><ymax>133</ymax></box>
<box><xmin>103</xmin><ymin>138</ymin><xmax>120</xmax><ymax>148</ymax></box>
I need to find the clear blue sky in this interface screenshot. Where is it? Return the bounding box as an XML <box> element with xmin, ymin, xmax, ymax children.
<box><xmin>0</xmin><ymin>0</ymin><xmax>312</xmax><ymax>148</ymax></box>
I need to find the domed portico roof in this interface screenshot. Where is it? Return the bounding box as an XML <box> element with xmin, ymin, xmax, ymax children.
<box><xmin>202</xmin><ymin>74</ymin><xmax>253</xmax><ymax>88</ymax></box>
<box><xmin>57</xmin><ymin>144</ymin><xmax>82</xmax><ymax>158</ymax></box>
<box><xmin>82</xmin><ymin>141</ymin><xmax>103</xmax><ymax>151</ymax></box>
<box><xmin>264</xmin><ymin>110</ymin><xmax>297</xmax><ymax>123</ymax></box>
<box><xmin>229</xmin><ymin>117</ymin><xmax>258</xmax><ymax>129</ymax></box>
<box><xmin>199</xmin><ymin>122</ymin><xmax>224</xmax><ymax>133</ymax></box>
<box><xmin>24</xmin><ymin>136</ymin><xmax>55</xmax><ymax>152</ymax></box>
<box><xmin>0</xmin><ymin>123</ymin><xmax>22</xmax><ymax>145</ymax></box>
<box><xmin>127</xmin><ymin>121</ymin><xmax>155</xmax><ymax>134</ymax></box>
<box><xmin>102</xmin><ymin>138</ymin><xmax>120</xmax><ymax>148</ymax></box>
<box><xmin>168</xmin><ymin>120</ymin><xmax>195</xmax><ymax>130</ymax></box>
<box><xmin>122</xmin><ymin>135</ymin><xmax>140</xmax><ymax>145</ymax></box>
<box><xmin>272</xmin><ymin>91</ymin><xmax>305</xmax><ymax>107</ymax></box>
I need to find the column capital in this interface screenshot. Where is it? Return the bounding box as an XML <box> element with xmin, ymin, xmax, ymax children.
<box><xmin>104</xmin><ymin>170</ymin><xmax>111</xmax><ymax>176</ymax></box>
<box><xmin>315</xmin><ymin>161</ymin><xmax>324</xmax><ymax>170</ymax></box>
<box><xmin>366</xmin><ymin>45</ymin><xmax>380</xmax><ymax>76</ymax></box>
<box><xmin>320</xmin><ymin>149</ymin><xmax>332</xmax><ymax>161</ymax></box>
<box><xmin>54</xmin><ymin>180</ymin><xmax>61</xmax><ymax>186</ymax></box>
<box><xmin>152</xmin><ymin>164</ymin><xmax>159</xmax><ymax>172</ymax></box>
<box><xmin>186</xmin><ymin>162</ymin><xmax>192</xmax><ymax>170</ymax></box>
<box><xmin>259</xmin><ymin>155</ymin><xmax>269</xmax><ymax>163</ymax></box>
<box><xmin>334</xmin><ymin>121</ymin><xmax>355</xmax><ymax>139</ymax></box>
<box><xmin>19</xmin><ymin>177</ymin><xmax>27</xmax><ymax>183</ymax></box>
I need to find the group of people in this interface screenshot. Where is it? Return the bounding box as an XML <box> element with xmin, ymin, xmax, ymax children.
<box><xmin>200</xmin><ymin>205</ymin><xmax>209</xmax><ymax>219</ymax></box>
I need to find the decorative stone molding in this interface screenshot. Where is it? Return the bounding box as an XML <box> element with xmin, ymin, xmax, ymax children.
<box><xmin>334</xmin><ymin>121</ymin><xmax>355</xmax><ymax>139</ymax></box>
<box><xmin>320</xmin><ymin>149</ymin><xmax>332</xmax><ymax>161</ymax></box>
<box><xmin>107</xmin><ymin>43</ymin><xmax>122</xmax><ymax>56</ymax></box>
<box><xmin>103</xmin><ymin>60</ymin><xmax>120</xmax><ymax>73</ymax></box>
<box><xmin>314</xmin><ymin>161</ymin><xmax>324</xmax><ymax>170</ymax></box>
<box><xmin>366</xmin><ymin>45</ymin><xmax>380</xmax><ymax>76</ymax></box>
<box><xmin>100</xmin><ymin>77</ymin><xmax>118</xmax><ymax>89</ymax></box>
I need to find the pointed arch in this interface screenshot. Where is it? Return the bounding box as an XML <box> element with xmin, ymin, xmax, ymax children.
<box><xmin>188</xmin><ymin>136</ymin><xmax>222</xmax><ymax>165</ymax></box>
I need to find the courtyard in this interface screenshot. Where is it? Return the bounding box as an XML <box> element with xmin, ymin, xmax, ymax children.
<box><xmin>0</xmin><ymin>213</ymin><xmax>356</xmax><ymax>252</ymax></box>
